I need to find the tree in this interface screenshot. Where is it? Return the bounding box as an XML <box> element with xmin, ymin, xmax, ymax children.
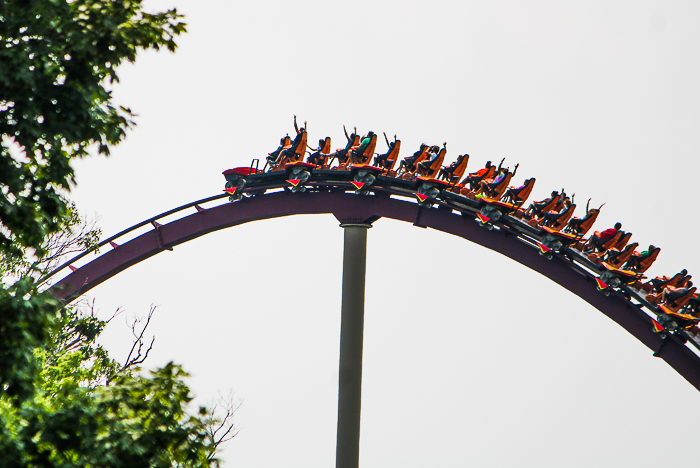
<box><xmin>0</xmin><ymin>1</ymin><xmax>238</xmax><ymax>465</ymax></box>
<box><xmin>0</xmin><ymin>0</ymin><xmax>186</xmax><ymax>255</ymax></box>
<box><xmin>0</xmin><ymin>301</ymin><xmax>229</xmax><ymax>467</ymax></box>
<box><xmin>0</xmin><ymin>0</ymin><xmax>185</xmax><ymax>401</ymax></box>
<box><xmin>1</xmin><ymin>251</ymin><xmax>237</xmax><ymax>466</ymax></box>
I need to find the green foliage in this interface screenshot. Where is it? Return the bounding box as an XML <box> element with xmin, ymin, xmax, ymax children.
<box><xmin>1</xmin><ymin>201</ymin><xmax>101</xmax><ymax>278</ymax></box>
<box><xmin>0</xmin><ymin>278</ymin><xmax>58</xmax><ymax>402</ymax></box>
<box><xmin>0</xmin><ymin>0</ymin><xmax>185</xmax><ymax>402</ymax></box>
<box><xmin>0</xmin><ymin>3</ymin><xmax>226</xmax><ymax>465</ymax></box>
<box><xmin>0</xmin><ymin>0</ymin><xmax>186</xmax><ymax>256</ymax></box>
<box><xmin>0</xmin><ymin>201</ymin><xmax>102</xmax><ymax>403</ymax></box>
<box><xmin>0</xmin><ymin>304</ymin><xmax>223</xmax><ymax>467</ymax></box>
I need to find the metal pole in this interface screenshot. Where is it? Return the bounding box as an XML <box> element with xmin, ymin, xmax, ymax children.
<box><xmin>336</xmin><ymin>223</ymin><xmax>370</xmax><ymax>468</ymax></box>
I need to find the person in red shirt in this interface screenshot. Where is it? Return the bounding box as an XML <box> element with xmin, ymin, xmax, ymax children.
<box><xmin>587</xmin><ymin>222</ymin><xmax>622</xmax><ymax>251</ymax></box>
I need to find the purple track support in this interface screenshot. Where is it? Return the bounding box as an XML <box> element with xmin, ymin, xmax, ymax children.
<box><xmin>49</xmin><ymin>190</ymin><xmax>700</xmax><ymax>391</ymax></box>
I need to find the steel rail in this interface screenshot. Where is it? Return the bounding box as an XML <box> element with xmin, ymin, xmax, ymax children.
<box><xmin>38</xmin><ymin>193</ymin><xmax>228</xmax><ymax>285</ymax></box>
<box><xmin>46</xmin><ymin>188</ymin><xmax>700</xmax><ymax>391</ymax></box>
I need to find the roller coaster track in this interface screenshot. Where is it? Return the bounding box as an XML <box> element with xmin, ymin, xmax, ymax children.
<box><xmin>46</xmin><ymin>169</ymin><xmax>700</xmax><ymax>391</ymax></box>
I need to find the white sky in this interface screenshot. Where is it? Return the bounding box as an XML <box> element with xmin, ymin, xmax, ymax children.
<box><xmin>67</xmin><ymin>1</ymin><xmax>700</xmax><ymax>466</ymax></box>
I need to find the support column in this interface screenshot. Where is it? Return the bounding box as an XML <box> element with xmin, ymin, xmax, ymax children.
<box><xmin>336</xmin><ymin>224</ymin><xmax>370</xmax><ymax>468</ymax></box>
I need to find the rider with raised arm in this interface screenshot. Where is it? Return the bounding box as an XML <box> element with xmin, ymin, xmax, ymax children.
<box><xmin>307</xmin><ymin>137</ymin><xmax>328</xmax><ymax>166</ymax></box>
<box><xmin>374</xmin><ymin>132</ymin><xmax>399</xmax><ymax>169</ymax></box>
<box><xmin>293</xmin><ymin>114</ymin><xmax>307</xmax><ymax>134</ymax></box>
<box><xmin>355</xmin><ymin>131</ymin><xmax>375</xmax><ymax>155</ymax></box>
<box><xmin>479</xmin><ymin>163</ymin><xmax>518</xmax><ymax>198</ymax></box>
<box><xmin>463</xmin><ymin>158</ymin><xmax>504</xmax><ymax>190</ymax></box>
<box><xmin>332</xmin><ymin>124</ymin><xmax>359</xmax><ymax>165</ymax></box>
<box><xmin>343</xmin><ymin>124</ymin><xmax>357</xmax><ymax>142</ymax></box>
<box><xmin>277</xmin><ymin>116</ymin><xmax>307</xmax><ymax>164</ymax></box>
<box><xmin>540</xmin><ymin>193</ymin><xmax>573</xmax><ymax>226</ymax></box>
<box><xmin>375</xmin><ymin>133</ymin><xmax>398</xmax><ymax>168</ymax></box>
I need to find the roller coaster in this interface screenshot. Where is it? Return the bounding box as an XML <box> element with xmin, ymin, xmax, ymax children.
<box><xmin>45</xmin><ymin>122</ymin><xmax>700</xmax><ymax>467</ymax></box>
<box><xmin>46</xmin><ymin>123</ymin><xmax>700</xmax><ymax>387</ymax></box>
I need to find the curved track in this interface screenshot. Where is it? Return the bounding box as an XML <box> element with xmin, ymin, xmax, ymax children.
<box><xmin>47</xmin><ymin>177</ymin><xmax>700</xmax><ymax>391</ymax></box>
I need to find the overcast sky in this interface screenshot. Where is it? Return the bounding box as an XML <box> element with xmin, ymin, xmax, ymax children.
<box><xmin>66</xmin><ymin>1</ymin><xmax>700</xmax><ymax>466</ymax></box>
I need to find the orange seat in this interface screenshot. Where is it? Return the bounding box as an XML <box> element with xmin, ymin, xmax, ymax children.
<box><xmin>460</xmin><ymin>165</ymin><xmax>495</xmax><ymax>192</ymax></box>
<box><xmin>320</xmin><ymin>137</ymin><xmax>331</xmax><ymax>154</ymax></box>
<box><xmin>330</xmin><ymin>134</ymin><xmax>360</xmax><ymax>170</ymax></box>
<box><xmin>501</xmin><ymin>178</ymin><xmax>536</xmax><ymax>208</ymax></box>
<box><xmin>349</xmin><ymin>134</ymin><xmax>378</xmax><ymax>166</ymax></box>
<box><xmin>628</xmin><ymin>247</ymin><xmax>660</xmax><ymax>273</ymax></box>
<box><xmin>480</xmin><ymin>172</ymin><xmax>514</xmax><ymax>200</ymax></box>
<box><xmin>565</xmin><ymin>211</ymin><xmax>599</xmax><ymax>238</ymax></box>
<box><xmin>439</xmin><ymin>154</ymin><xmax>469</xmax><ymax>184</ymax></box>
<box><xmin>274</xmin><ymin>131</ymin><xmax>307</xmax><ymax>169</ymax></box>
<box><xmin>610</xmin><ymin>232</ymin><xmax>632</xmax><ymax>252</ymax></box>
<box><xmin>605</xmin><ymin>242</ymin><xmax>639</xmax><ymax>269</ymax></box>
<box><xmin>643</xmin><ymin>271</ymin><xmax>691</xmax><ymax>294</ymax></box>
<box><xmin>539</xmin><ymin>203</ymin><xmax>576</xmax><ymax>232</ymax></box>
<box><xmin>376</xmin><ymin>140</ymin><xmax>402</xmax><ymax>174</ymax></box>
<box><xmin>307</xmin><ymin>136</ymin><xmax>332</xmax><ymax>167</ymax></box>
<box><xmin>587</xmin><ymin>230</ymin><xmax>621</xmax><ymax>252</ymax></box>
<box><xmin>398</xmin><ymin>146</ymin><xmax>429</xmax><ymax>179</ymax></box>
<box><xmin>662</xmin><ymin>287</ymin><xmax>697</xmax><ymax>313</ymax></box>
<box><xmin>266</xmin><ymin>136</ymin><xmax>292</xmax><ymax>166</ymax></box>
<box><xmin>417</xmin><ymin>148</ymin><xmax>446</xmax><ymax>179</ymax></box>
<box><xmin>525</xmin><ymin>194</ymin><xmax>559</xmax><ymax>220</ymax></box>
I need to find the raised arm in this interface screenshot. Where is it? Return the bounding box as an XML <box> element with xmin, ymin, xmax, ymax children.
<box><xmin>294</xmin><ymin>115</ymin><xmax>300</xmax><ymax>134</ymax></box>
<box><xmin>498</xmin><ymin>157</ymin><xmax>506</xmax><ymax>171</ymax></box>
<box><xmin>344</xmin><ymin>125</ymin><xmax>350</xmax><ymax>141</ymax></box>
<box><xmin>384</xmin><ymin>132</ymin><xmax>390</xmax><ymax>147</ymax></box>
<box><xmin>512</xmin><ymin>163</ymin><xmax>519</xmax><ymax>177</ymax></box>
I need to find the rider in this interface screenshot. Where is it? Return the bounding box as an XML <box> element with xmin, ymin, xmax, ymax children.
<box><xmin>502</xmin><ymin>178</ymin><xmax>534</xmax><ymax>204</ymax></box>
<box><xmin>293</xmin><ymin>114</ymin><xmax>306</xmax><ymax>135</ymax></box>
<box><xmin>279</xmin><ymin>124</ymin><xmax>307</xmax><ymax>163</ymax></box>
<box><xmin>587</xmin><ymin>222</ymin><xmax>622</xmax><ymax>251</ymax></box>
<box><xmin>624</xmin><ymin>245</ymin><xmax>658</xmax><ymax>270</ymax></box>
<box><xmin>375</xmin><ymin>133</ymin><xmax>398</xmax><ymax>169</ymax></box>
<box><xmin>660</xmin><ymin>281</ymin><xmax>695</xmax><ymax>306</ymax></box>
<box><xmin>307</xmin><ymin>138</ymin><xmax>328</xmax><ymax>166</ymax></box>
<box><xmin>479</xmin><ymin>164</ymin><xmax>519</xmax><ymax>198</ymax></box>
<box><xmin>418</xmin><ymin>143</ymin><xmax>446</xmax><ymax>175</ymax></box>
<box><xmin>647</xmin><ymin>269</ymin><xmax>690</xmax><ymax>293</ymax></box>
<box><xmin>540</xmin><ymin>194</ymin><xmax>573</xmax><ymax>227</ymax></box>
<box><xmin>351</xmin><ymin>131</ymin><xmax>375</xmax><ymax>163</ymax></box>
<box><xmin>334</xmin><ymin>125</ymin><xmax>359</xmax><ymax>165</ymax></box>
<box><xmin>462</xmin><ymin>160</ymin><xmax>493</xmax><ymax>190</ymax></box>
<box><xmin>524</xmin><ymin>190</ymin><xmax>561</xmax><ymax>218</ymax></box>
<box><xmin>400</xmin><ymin>143</ymin><xmax>429</xmax><ymax>172</ymax></box>
<box><xmin>440</xmin><ymin>153</ymin><xmax>468</xmax><ymax>182</ymax></box>
<box><xmin>267</xmin><ymin>135</ymin><xmax>290</xmax><ymax>166</ymax></box>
